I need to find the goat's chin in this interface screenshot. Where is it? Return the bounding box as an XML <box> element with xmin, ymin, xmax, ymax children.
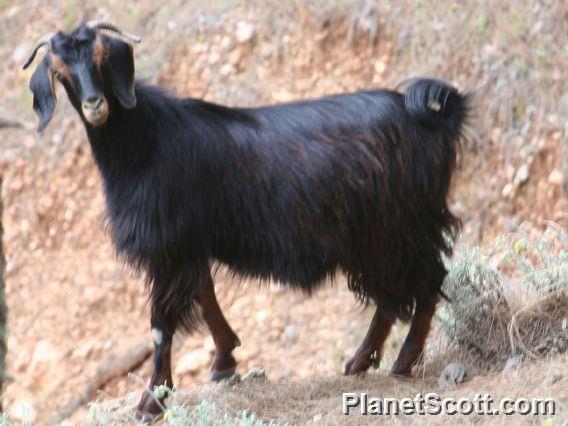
<box><xmin>82</xmin><ymin>103</ymin><xmax>109</xmax><ymax>127</ymax></box>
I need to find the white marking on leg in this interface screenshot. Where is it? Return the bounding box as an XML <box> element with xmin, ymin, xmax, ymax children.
<box><xmin>152</xmin><ymin>328</ymin><xmax>163</xmax><ymax>346</ymax></box>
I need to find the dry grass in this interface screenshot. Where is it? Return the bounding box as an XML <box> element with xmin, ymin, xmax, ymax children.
<box><xmin>82</xmin><ymin>355</ymin><xmax>566</xmax><ymax>425</ymax></box>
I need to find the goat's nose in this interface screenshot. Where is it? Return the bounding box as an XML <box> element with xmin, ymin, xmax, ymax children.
<box><xmin>84</xmin><ymin>96</ymin><xmax>103</xmax><ymax>110</ymax></box>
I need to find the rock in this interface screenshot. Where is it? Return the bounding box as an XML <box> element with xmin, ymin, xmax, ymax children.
<box><xmin>71</xmin><ymin>340</ymin><xmax>96</xmax><ymax>358</ymax></box>
<box><xmin>175</xmin><ymin>348</ymin><xmax>211</xmax><ymax>376</ymax></box>
<box><xmin>228</xmin><ymin>48</ymin><xmax>243</xmax><ymax>66</ymax></box>
<box><xmin>235</xmin><ymin>21</ymin><xmax>255</xmax><ymax>43</ymax></box>
<box><xmin>503</xmin><ymin>355</ymin><xmax>523</xmax><ymax>372</ymax></box>
<box><xmin>220</xmin><ymin>35</ymin><xmax>233</xmax><ymax>49</ymax></box>
<box><xmin>242</xmin><ymin>366</ymin><xmax>267</xmax><ymax>382</ymax></box>
<box><xmin>438</xmin><ymin>363</ymin><xmax>468</xmax><ymax>390</ymax></box>
<box><xmin>12</xmin><ymin>399</ymin><xmax>37</xmax><ymax>423</ymax></box>
<box><xmin>12</xmin><ymin>42</ymin><xmax>28</xmax><ymax>63</ymax></box>
<box><xmin>284</xmin><ymin>324</ymin><xmax>296</xmax><ymax>338</ymax></box>
<box><xmin>543</xmin><ymin>373</ymin><xmax>562</xmax><ymax>386</ymax></box>
<box><xmin>217</xmin><ymin>372</ymin><xmax>241</xmax><ymax>387</ymax></box>
<box><xmin>548</xmin><ymin>169</ymin><xmax>564</xmax><ymax>186</ymax></box>
<box><xmin>208</xmin><ymin>51</ymin><xmax>221</xmax><ymax>65</ymax></box>
<box><xmin>220</xmin><ymin>63</ymin><xmax>234</xmax><ymax>76</ymax></box>
<box><xmin>28</xmin><ymin>340</ymin><xmax>62</xmax><ymax>376</ymax></box>
<box><xmin>312</xmin><ymin>413</ymin><xmax>324</xmax><ymax>422</ymax></box>
<box><xmin>514</xmin><ymin>164</ymin><xmax>529</xmax><ymax>186</ymax></box>
<box><xmin>502</xmin><ymin>183</ymin><xmax>514</xmax><ymax>198</ymax></box>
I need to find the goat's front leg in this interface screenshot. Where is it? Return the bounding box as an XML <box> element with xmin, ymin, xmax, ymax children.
<box><xmin>136</xmin><ymin>313</ymin><xmax>174</xmax><ymax>421</ymax></box>
<box><xmin>196</xmin><ymin>274</ymin><xmax>241</xmax><ymax>381</ymax></box>
<box><xmin>137</xmin><ymin>264</ymin><xmax>202</xmax><ymax>421</ymax></box>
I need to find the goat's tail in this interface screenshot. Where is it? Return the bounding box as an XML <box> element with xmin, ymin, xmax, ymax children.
<box><xmin>403</xmin><ymin>78</ymin><xmax>472</xmax><ymax>143</ymax></box>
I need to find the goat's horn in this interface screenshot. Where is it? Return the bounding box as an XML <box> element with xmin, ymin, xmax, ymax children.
<box><xmin>21</xmin><ymin>33</ymin><xmax>55</xmax><ymax>70</ymax></box>
<box><xmin>86</xmin><ymin>21</ymin><xmax>142</xmax><ymax>43</ymax></box>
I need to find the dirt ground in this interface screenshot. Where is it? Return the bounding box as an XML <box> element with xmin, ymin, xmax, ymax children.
<box><xmin>0</xmin><ymin>0</ymin><xmax>566</xmax><ymax>424</ymax></box>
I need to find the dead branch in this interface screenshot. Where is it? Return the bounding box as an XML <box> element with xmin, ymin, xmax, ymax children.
<box><xmin>0</xmin><ymin>118</ymin><xmax>24</xmax><ymax>129</ymax></box>
<box><xmin>53</xmin><ymin>340</ymin><xmax>153</xmax><ymax>422</ymax></box>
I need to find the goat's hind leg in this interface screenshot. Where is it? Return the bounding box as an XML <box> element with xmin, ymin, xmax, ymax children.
<box><xmin>197</xmin><ymin>274</ymin><xmax>241</xmax><ymax>381</ymax></box>
<box><xmin>345</xmin><ymin>305</ymin><xmax>393</xmax><ymax>375</ymax></box>
<box><xmin>391</xmin><ymin>296</ymin><xmax>437</xmax><ymax>376</ymax></box>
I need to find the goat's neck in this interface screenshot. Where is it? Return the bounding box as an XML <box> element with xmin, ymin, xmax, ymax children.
<box><xmin>84</xmin><ymin>94</ymin><xmax>158</xmax><ymax>180</ymax></box>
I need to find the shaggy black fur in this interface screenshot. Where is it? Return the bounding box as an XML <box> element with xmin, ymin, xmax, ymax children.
<box><xmin>92</xmin><ymin>79</ymin><xmax>469</xmax><ymax>328</ymax></box>
<box><xmin>27</xmin><ymin>26</ymin><xmax>470</xmax><ymax>337</ymax></box>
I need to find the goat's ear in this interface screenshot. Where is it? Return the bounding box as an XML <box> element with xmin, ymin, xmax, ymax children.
<box><xmin>106</xmin><ymin>37</ymin><xmax>137</xmax><ymax>109</ymax></box>
<box><xmin>29</xmin><ymin>55</ymin><xmax>57</xmax><ymax>132</ymax></box>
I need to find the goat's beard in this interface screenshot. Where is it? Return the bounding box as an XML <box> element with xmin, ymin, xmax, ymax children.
<box><xmin>82</xmin><ymin>99</ymin><xmax>109</xmax><ymax>126</ymax></box>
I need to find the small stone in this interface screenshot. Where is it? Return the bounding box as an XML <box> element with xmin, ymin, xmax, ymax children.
<box><xmin>284</xmin><ymin>324</ymin><xmax>296</xmax><ymax>338</ymax></box>
<box><xmin>12</xmin><ymin>399</ymin><xmax>37</xmax><ymax>423</ymax></box>
<box><xmin>502</xmin><ymin>183</ymin><xmax>514</xmax><ymax>198</ymax></box>
<box><xmin>438</xmin><ymin>363</ymin><xmax>468</xmax><ymax>390</ymax></box>
<box><xmin>514</xmin><ymin>164</ymin><xmax>529</xmax><ymax>186</ymax></box>
<box><xmin>220</xmin><ymin>36</ymin><xmax>232</xmax><ymax>49</ymax></box>
<box><xmin>235</xmin><ymin>21</ymin><xmax>255</xmax><ymax>43</ymax></box>
<box><xmin>242</xmin><ymin>366</ymin><xmax>267</xmax><ymax>382</ymax></box>
<box><xmin>312</xmin><ymin>413</ymin><xmax>324</xmax><ymax>422</ymax></box>
<box><xmin>217</xmin><ymin>373</ymin><xmax>241</xmax><ymax>387</ymax></box>
<box><xmin>208</xmin><ymin>51</ymin><xmax>221</xmax><ymax>65</ymax></box>
<box><xmin>503</xmin><ymin>355</ymin><xmax>523</xmax><ymax>372</ymax></box>
<box><xmin>220</xmin><ymin>63</ymin><xmax>234</xmax><ymax>76</ymax></box>
<box><xmin>543</xmin><ymin>373</ymin><xmax>561</xmax><ymax>386</ymax></box>
<box><xmin>373</xmin><ymin>60</ymin><xmax>386</xmax><ymax>74</ymax></box>
<box><xmin>72</xmin><ymin>340</ymin><xmax>95</xmax><ymax>358</ymax></box>
<box><xmin>12</xmin><ymin>42</ymin><xmax>28</xmax><ymax>63</ymax></box>
<box><xmin>228</xmin><ymin>48</ymin><xmax>242</xmax><ymax>66</ymax></box>
<box><xmin>548</xmin><ymin>169</ymin><xmax>564</xmax><ymax>186</ymax></box>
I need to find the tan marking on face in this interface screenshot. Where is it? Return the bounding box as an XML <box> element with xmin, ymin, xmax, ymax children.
<box><xmin>50</xmin><ymin>53</ymin><xmax>73</xmax><ymax>88</ymax></box>
<box><xmin>92</xmin><ymin>34</ymin><xmax>107</xmax><ymax>72</ymax></box>
<box><xmin>49</xmin><ymin>70</ymin><xmax>56</xmax><ymax>99</ymax></box>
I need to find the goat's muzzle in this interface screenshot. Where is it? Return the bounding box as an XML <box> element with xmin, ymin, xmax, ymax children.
<box><xmin>82</xmin><ymin>96</ymin><xmax>109</xmax><ymax>126</ymax></box>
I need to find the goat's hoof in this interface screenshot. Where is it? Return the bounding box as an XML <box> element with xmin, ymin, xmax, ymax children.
<box><xmin>390</xmin><ymin>365</ymin><xmax>413</xmax><ymax>377</ymax></box>
<box><xmin>344</xmin><ymin>356</ymin><xmax>371</xmax><ymax>375</ymax></box>
<box><xmin>210</xmin><ymin>365</ymin><xmax>237</xmax><ymax>382</ymax></box>
<box><xmin>136</xmin><ymin>411</ymin><xmax>157</xmax><ymax>424</ymax></box>
<box><xmin>390</xmin><ymin>360</ymin><xmax>413</xmax><ymax>377</ymax></box>
<box><xmin>136</xmin><ymin>392</ymin><xmax>163</xmax><ymax>423</ymax></box>
<box><xmin>210</xmin><ymin>352</ymin><xmax>237</xmax><ymax>382</ymax></box>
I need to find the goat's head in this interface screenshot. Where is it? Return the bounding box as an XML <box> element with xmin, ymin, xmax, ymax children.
<box><xmin>22</xmin><ymin>22</ymin><xmax>141</xmax><ymax>131</ymax></box>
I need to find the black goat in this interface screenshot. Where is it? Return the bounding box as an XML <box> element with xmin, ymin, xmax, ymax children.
<box><xmin>24</xmin><ymin>23</ymin><xmax>470</xmax><ymax>419</ymax></box>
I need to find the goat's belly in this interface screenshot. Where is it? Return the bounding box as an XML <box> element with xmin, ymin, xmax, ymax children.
<box><xmin>214</xmin><ymin>245</ymin><xmax>338</xmax><ymax>290</ymax></box>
